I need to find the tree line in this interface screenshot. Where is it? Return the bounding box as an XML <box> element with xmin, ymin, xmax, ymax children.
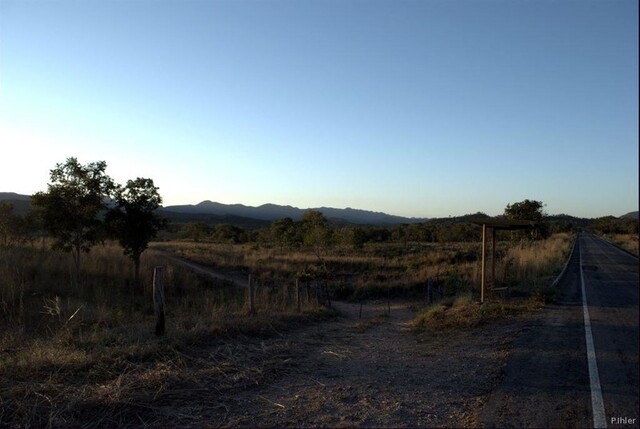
<box><xmin>173</xmin><ymin>199</ymin><xmax>594</xmax><ymax>247</ymax></box>
<box><xmin>172</xmin><ymin>199</ymin><xmax>637</xmax><ymax>247</ymax></box>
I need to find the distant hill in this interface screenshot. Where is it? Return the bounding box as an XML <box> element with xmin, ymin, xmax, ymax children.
<box><xmin>4</xmin><ymin>193</ymin><xmax>424</xmax><ymax>226</ymax></box>
<box><xmin>0</xmin><ymin>192</ymin><xmax>31</xmax><ymax>201</ymax></box>
<box><xmin>621</xmin><ymin>211</ymin><xmax>639</xmax><ymax>220</ymax></box>
<box><xmin>158</xmin><ymin>210</ymin><xmax>271</xmax><ymax>229</ymax></box>
<box><xmin>163</xmin><ymin>200</ymin><xmax>427</xmax><ymax>225</ymax></box>
<box><xmin>0</xmin><ymin>192</ymin><xmax>32</xmax><ymax>215</ymax></box>
<box><xmin>4</xmin><ymin>191</ymin><xmax>628</xmax><ymax>229</ymax></box>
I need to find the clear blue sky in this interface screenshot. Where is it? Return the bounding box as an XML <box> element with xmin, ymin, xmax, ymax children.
<box><xmin>0</xmin><ymin>0</ymin><xmax>637</xmax><ymax>218</ymax></box>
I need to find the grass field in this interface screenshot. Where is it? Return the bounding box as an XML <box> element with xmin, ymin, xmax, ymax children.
<box><xmin>152</xmin><ymin>232</ymin><xmax>572</xmax><ymax>300</ymax></box>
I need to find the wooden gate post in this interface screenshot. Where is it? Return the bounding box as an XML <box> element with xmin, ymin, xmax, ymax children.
<box><xmin>153</xmin><ymin>266</ymin><xmax>165</xmax><ymax>336</ymax></box>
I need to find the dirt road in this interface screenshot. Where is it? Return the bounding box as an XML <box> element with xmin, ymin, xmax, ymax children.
<box><xmin>218</xmin><ymin>300</ymin><xmax>529</xmax><ymax>427</ymax></box>
<box><xmin>150</xmin><ymin>248</ymin><xmax>534</xmax><ymax>427</ymax></box>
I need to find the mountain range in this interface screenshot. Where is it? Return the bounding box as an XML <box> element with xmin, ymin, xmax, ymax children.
<box><xmin>2</xmin><ymin>192</ymin><xmax>637</xmax><ymax>227</ymax></box>
<box><xmin>0</xmin><ymin>193</ymin><xmax>426</xmax><ymax>225</ymax></box>
<box><xmin>160</xmin><ymin>200</ymin><xmax>428</xmax><ymax>225</ymax></box>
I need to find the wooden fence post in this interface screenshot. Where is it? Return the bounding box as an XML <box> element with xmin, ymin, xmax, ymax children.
<box><xmin>248</xmin><ymin>274</ymin><xmax>255</xmax><ymax>315</ymax></box>
<box><xmin>153</xmin><ymin>266</ymin><xmax>165</xmax><ymax>336</ymax></box>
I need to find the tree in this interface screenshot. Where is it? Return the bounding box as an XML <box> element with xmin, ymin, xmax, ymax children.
<box><xmin>504</xmin><ymin>199</ymin><xmax>546</xmax><ymax>240</ymax></box>
<box><xmin>183</xmin><ymin>222</ymin><xmax>211</xmax><ymax>242</ymax></box>
<box><xmin>107</xmin><ymin>178</ymin><xmax>165</xmax><ymax>289</ymax></box>
<box><xmin>504</xmin><ymin>199</ymin><xmax>545</xmax><ymax>222</ymax></box>
<box><xmin>0</xmin><ymin>202</ymin><xmax>15</xmax><ymax>247</ymax></box>
<box><xmin>302</xmin><ymin>210</ymin><xmax>331</xmax><ymax>259</ymax></box>
<box><xmin>212</xmin><ymin>223</ymin><xmax>244</xmax><ymax>243</ymax></box>
<box><xmin>270</xmin><ymin>217</ymin><xmax>297</xmax><ymax>249</ymax></box>
<box><xmin>32</xmin><ymin>158</ymin><xmax>115</xmax><ymax>288</ymax></box>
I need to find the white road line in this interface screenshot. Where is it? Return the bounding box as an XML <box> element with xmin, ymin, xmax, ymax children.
<box><xmin>580</xmin><ymin>234</ymin><xmax>607</xmax><ymax>428</ymax></box>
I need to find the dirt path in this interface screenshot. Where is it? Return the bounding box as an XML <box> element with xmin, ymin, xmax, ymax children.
<box><xmin>146</xmin><ymin>251</ymin><xmax>534</xmax><ymax>427</ymax></box>
<box><xmin>219</xmin><ymin>300</ymin><xmax>529</xmax><ymax>427</ymax></box>
<box><xmin>150</xmin><ymin>249</ymin><xmax>248</xmax><ymax>288</ymax></box>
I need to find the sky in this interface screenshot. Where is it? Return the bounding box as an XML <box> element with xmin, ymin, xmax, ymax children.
<box><xmin>0</xmin><ymin>0</ymin><xmax>637</xmax><ymax>219</ymax></box>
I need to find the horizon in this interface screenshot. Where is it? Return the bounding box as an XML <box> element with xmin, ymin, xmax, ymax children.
<box><xmin>1</xmin><ymin>0</ymin><xmax>638</xmax><ymax>219</ymax></box>
<box><xmin>1</xmin><ymin>190</ymin><xmax>635</xmax><ymax>221</ymax></box>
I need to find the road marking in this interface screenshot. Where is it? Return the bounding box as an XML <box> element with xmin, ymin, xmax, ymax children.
<box><xmin>580</xmin><ymin>235</ymin><xmax>607</xmax><ymax>428</ymax></box>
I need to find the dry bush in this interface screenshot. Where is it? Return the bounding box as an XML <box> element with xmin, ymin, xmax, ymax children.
<box><xmin>609</xmin><ymin>234</ymin><xmax>639</xmax><ymax>256</ymax></box>
<box><xmin>413</xmin><ymin>294</ymin><xmax>541</xmax><ymax>332</ymax></box>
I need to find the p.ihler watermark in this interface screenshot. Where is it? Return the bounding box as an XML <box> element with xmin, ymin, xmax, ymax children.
<box><xmin>611</xmin><ymin>417</ymin><xmax>637</xmax><ymax>425</ymax></box>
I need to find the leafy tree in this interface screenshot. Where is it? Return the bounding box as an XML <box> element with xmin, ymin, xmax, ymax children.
<box><xmin>0</xmin><ymin>202</ymin><xmax>15</xmax><ymax>247</ymax></box>
<box><xmin>407</xmin><ymin>223</ymin><xmax>433</xmax><ymax>242</ymax></box>
<box><xmin>212</xmin><ymin>223</ymin><xmax>244</xmax><ymax>243</ymax></box>
<box><xmin>183</xmin><ymin>222</ymin><xmax>211</xmax><ymax>242</ymax></box>
<box><xmin>302</xmin><ymin>210</ymin><xmax>331</xmax><ymax>259</ymax></box>
<box><xmin>334</xmin><ymin>227</ymin><xmax>364</xmax><ymax>250</ymax></box>
<box><xmin>270</xmin><ymin>217</ymin><xmax>297</xmax><ymax>249</ymax></box>
<box><xmin>32</xmin><ymin>158</ymin><xmax>115</xmax><ymax>288</ymax></box>
<box><xmin>504</xmin><ymin>199</ymin><xmax>545</xmax><ymax>222</ymax></box>
<box><xmin>504</xmin><ymin>199</ymin><xmax>546</xmax><ymax>240</ymax></box>
<box><xmin>106</xmin><ymin>178</ymin><xmax>165</xmax><ymax>289</ymax></box>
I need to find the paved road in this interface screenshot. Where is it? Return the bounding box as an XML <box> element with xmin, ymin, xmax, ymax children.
<box><xmin>581</xmin><ymin>233</ymin><xmax>639</xmax><ymax>428</ymax></box>
<box><xmin>479</xmin><ymin>233</ymin><xmax>638</xmax><ymax>428</ymax></box>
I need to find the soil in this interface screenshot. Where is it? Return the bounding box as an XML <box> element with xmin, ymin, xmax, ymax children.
<box><xmin>148</xmin><ymin>251</ymin><xmax>536</xmax><ymax>427</ymax></box>
<box><xmin>217</xmin><ymin>300</ymin><xmax>532</xmax><ymax>428</ymax></box>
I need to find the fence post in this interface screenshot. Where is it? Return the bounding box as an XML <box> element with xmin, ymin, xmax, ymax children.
<box><xmin>153</xmin><ymin>266</ymin><xmax>165</xmax><ymax>336</ymax></box>
<box><xmin>248</xmin><ymin>274</ymin><xmax>255</xmax><ymax>315</ymax></box>
<box><xmin>296</xmin><ymin>278</ymin><xmax>301</xmax><ymax>313</ymax></box>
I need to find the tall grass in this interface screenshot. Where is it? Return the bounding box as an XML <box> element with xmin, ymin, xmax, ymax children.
<box><xmin>609</xmin><ymin>233</ymin><xmax>639</xmax><ymax>256</ymax></box>
<box><xmin>413</xmin><ymin>233</ymin><xmax>573</xmax><ymax>331</ymax></box>
<box><xmin>0</xmin><ymin>241</ymin><xmax>325</xmax><ymax>343</ymax></box>
<box><xmin>154</xmin><ymin>233</ymin><xmax>572</xmax><ymax>302</ymax></box>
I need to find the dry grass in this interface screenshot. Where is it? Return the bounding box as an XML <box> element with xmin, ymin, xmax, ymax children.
<box><xmin>153</xmin><ymin>233</ymin><xmax>572</xmax><ymax>302</ymax></box>
<box><xmin>0</xmin><ymin>327</ymin><xmax>323</xmax><ymax>427</ymax></box>
<box><xmin>0</xmin><ymin>233</ymin><xmax>572</xmax><ymax>426</ymax></box>
<box><xmin>413</xmin><ymin>294</ymin><xmax>542</xmax><ymax>332</ymax></box>
<box><xmin>152</xmin><ymin>240</ymin><xmax>486</xmax><ymax>300</ymax></box>
<box><xmin>413</xmin><ymin>233</ymin><xmax>572</xmax><ymax>331</ymax></box>
<box><xmin>0</xmin><ymin>242</ymin><xmax>330</xmax><ymax>427</ymax></box>
<box><xmin>609</xmin><ymin>233</ymin><xmax>639</xmax><ymax>256</ymax></box>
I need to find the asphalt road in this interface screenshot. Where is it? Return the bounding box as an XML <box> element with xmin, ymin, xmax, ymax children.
<box><xmin>479</xmin><ymin>233</ymin><xmax>638</xmax><ymax>428</ymax></box>
<box><xmin>581</xmin><ymin>233</ymin><xmax>639</xmax><ymax>428</ymax></box>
